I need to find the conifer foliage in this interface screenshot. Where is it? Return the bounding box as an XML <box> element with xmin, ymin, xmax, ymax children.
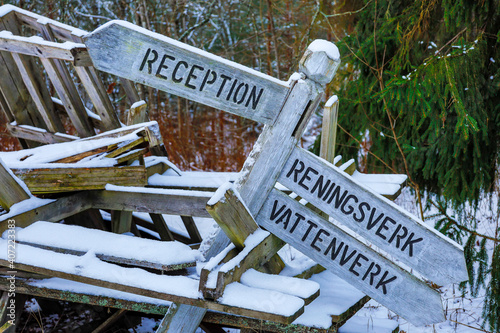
<box><xmin>311</xmin><ymin>0</ymin><xmax>500</xmax><ymax>330</ymax></box>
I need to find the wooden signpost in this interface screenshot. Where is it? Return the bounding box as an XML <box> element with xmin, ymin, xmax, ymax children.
<box><xmin>80</xmin><ymin>19</ymin><xmax>468</xmax><ymax>330</ymax></box>
<box><xmin>84</xmin><ymin>21</ymin><xmax>290</xmax><ymax>125</ymax></box>
<box><xmin>277</xmin><ymin>147</ymin><xmax>468</xmax><ymax>287</ymax></box>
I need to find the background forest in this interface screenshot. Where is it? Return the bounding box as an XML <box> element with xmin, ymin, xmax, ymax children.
<box><xmin>0</xmin><ymin>0</ymin><xmax>499</xmax><ymax>332</ymax></box>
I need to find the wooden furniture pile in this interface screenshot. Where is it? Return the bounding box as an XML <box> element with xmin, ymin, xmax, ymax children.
<box><xmin>0</xmin><ymin>4</ymin><xmax>442</xmax><ymax>333</ymax></box>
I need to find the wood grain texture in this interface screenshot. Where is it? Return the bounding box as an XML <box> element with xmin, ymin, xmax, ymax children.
<box><xmin>6</xmin><ymin>123</ymin><xmax>75</xmax><ymax>144</ymax></box>
<box><xmin>12</xmin><ymin>166</ymin><xmax>147</xmax><ymax>194</ymax></box>
<box><xmin>278</xmin><ymin>147</ymin><xmax>467</xmax><ymax>286</ymax></box>
<box><xmin>257</xmin><ymin>189</ymin><xmax>445</xmax><ymax>326</ymax></box>
<box><xmin>0</xmin><ymin>158</ymin><xmax>30</xmax><ymax>210</ymax></box>
<box><xmin>84</xmin><ymin>21</ymin><xmax>289</xmax><ymax>125</ymax></box>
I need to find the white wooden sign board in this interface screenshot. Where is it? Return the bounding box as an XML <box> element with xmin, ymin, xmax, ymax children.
<box><xmin>257</xmin><ymin>189</ymin><xmax>445</xmax><ymax>326</ymax></box>
<box><xmin>277</xmin><ymin>147</ymin><xmax>468</xmax><ymax>287</ymax></box>
<box><xmin>84</xmin><ymin>21</ymin><xmax>290</xmax><ymax>125</ymax></box>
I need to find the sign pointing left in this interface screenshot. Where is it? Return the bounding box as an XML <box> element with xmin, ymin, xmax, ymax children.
<box><xmin>84</xmin><ymin>20</ymin><xmax>290</xmax><ymax>124</ymax></box>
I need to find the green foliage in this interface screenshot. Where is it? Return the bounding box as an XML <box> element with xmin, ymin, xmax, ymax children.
<box><xmin>483</xmin><ymin>245</ymin><xmax>500</xmax><ymax>332</ymax></box>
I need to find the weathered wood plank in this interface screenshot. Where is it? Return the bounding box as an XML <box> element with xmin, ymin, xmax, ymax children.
<box><xmin>257</xmin><ymin>189</ymin><xmax>445</xmax><ymax>326</ymax></box>
<box><xmin>278</xmin><ymin>146</ymin><xmax>467</xmax><ymax>286</ymax></box>
<box><xmin>127</xmin><ymin>100</ymin><xmax>148</xmax><ymax>125</ymax></box>
<box><xmin>104</xmin><ymin>137</ymin><xmax>147</xmax><ymax>158</ymax></box>
<box><xmin>12</xmin><ymin>166</ymin><xmax>147</xmax><ymax>194</ymax></box>
<box><xmin>0</xmin><ymin>191</ymin><xmax>91</xmax><ymax>233</ymax></box>
<box><xmin>10</xmin><ymin>53</ymin><xmax>64</xmax><ymax>133</ymax></box>
<box><xmin>320</xmin><ymin>96</ymin><xmax>339</xmax><ymax>164</ymax></box>
<box><xmin>180</xmin><ymin>216</ymin><xmax>202</xmax><ymax>244</ymax></box>
<box><xmin>89</xmin><ymin>188</ymin><xmax>212</xmax><ymax>218</ymax></box>
<box><xmin>0</xmin><ymin>31</ymin><xmax>89</xmax><ymax>64</ymax></box>
<box><xmin>6</xmin><ymin>123</ymin><xmax>77</xmax><ymax>144</ymax></box>
<box><xmin>84</xmin><ymin>20</ymin><xmax>290</xmax><ymax>125</ymax></box>
<box><xmin>93</xmin><ymin>309</ymin><xmax>127</xmax><ymax>333</ymax></box>
<box><xmin>0</xmin><ymin>248</ymin><xmax>304</xmax><ymax>324</ymax></box>
<box><xmin>0</xmin><ymin>158</ymin><xmax>30</xmax><ymax>210</ymax></box>
<box><xmin>150</xmin><ymin>214</ymin><xmax>175</xmax><ymax>241</ymax></box>
<box><xmin>111</xmin><ymin>210</ymin><xmax>132</xmax><ymax>234</ymax></box>
<box><xmin>73</xmin><ymin>66</ymin><xmax>122</xmax><ymax>130</ymax></box>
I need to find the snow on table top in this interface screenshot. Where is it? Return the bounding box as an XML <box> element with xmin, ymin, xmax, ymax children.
<box><xmin>240</xmin><ymin>268</ymin><xmax>319</xmax><ymax>300</ymax></box>
<box><xmin>0</xmin><ymin>239</ymin><xmax>200</xmax><ymax>299</ymax></box>
<box><xmin>9</xmin><ymin>221</ymin><xmax>201</xmax><ymax>266</ymax></box>
<box><xmin>219</xmin><ymin>229</ymin><xmax>269</xmax><ymax>273</ymax></box>
<box><xmin>219</xmin><ymin>282</ymin><xmax>304</xmax><ymax>317</ymax></box>
<box><xmin>293</xmin><ymin>270</ymin><xmax>366</xmax><ymax>328</ymax></box>
<box><xmin>339</xmin><ymin>316</ymin><xmax>399</xmax><ymax>333</ymax></box>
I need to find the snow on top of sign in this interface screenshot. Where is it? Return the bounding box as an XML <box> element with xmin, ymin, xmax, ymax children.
<box><xmin>0</xmin><ymin>239</ymin><xmax>201</xmax><ymax>299</ymax></box>
<box><xmin>240</xmin><ymin>268</ymin><xmax>320</xmax><ymax>299</ymax></box>
<box><xmin>325</xmin><ymin>95</ymin><xmax>339</xmax><ymax>108</ymax></box>
<box><xmin>104</xmin><ymin>184</ymin><xmax>213</xmax><ymax>198</ymax></box>
<box><xmin>29</xmin><ymin>277</ymin><xmax>172</xmax><ymax>306</ymax></box>
<box><xmin>10</xmin><ymin>221</ymin><xmax>201</xmax><ymax>265</ymax></box>
<box><xmin>92</xmin><ymin>20</ymin><xmax>289</xmax><ymax>87</ymax></box>
<box><xmin>308</xmin><ymin>40</ymin><xmax>340</xmax><ymax>61</ymax></box>
<box><xmin>219</xmin><ymin>282</ymin><xmax>304</xmax><ymax>317</ymax></box>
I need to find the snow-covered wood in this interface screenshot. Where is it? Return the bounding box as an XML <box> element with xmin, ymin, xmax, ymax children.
<box><xmin>278</xmin><ymin>146</ymin><xmax>467</xmax><ymax>286</ymax></box>
<box><xmin>320</xmin><ymin>96</ymin><xmax>339</xmax><ymax>164</ymax></box>
<box><xmin>257</xmin><ymin>189</ymin><xmax>445</xmax><ymax>326</ymax></box>
<box><xmin>84</xmin><ymin>20</ymin><xmax>290</xmax><ymax>125</ymax></box>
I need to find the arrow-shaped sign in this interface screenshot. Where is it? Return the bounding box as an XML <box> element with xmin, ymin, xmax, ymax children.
<box><xmin>277</xmin><ymin>147</ymin><xmax>468</xmax><ymax>286</ymax></box>
<box><xmin>257</xmin><ymin>189</ymin><xmax>445</xmax><ymax>326</ymax></box>
<box><xmin>84</xmin><ymin>21</ymin><xmax>290</xmax><ymax>125</ymax></box>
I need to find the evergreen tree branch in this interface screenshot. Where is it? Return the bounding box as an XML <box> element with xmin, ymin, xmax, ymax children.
<box><xmin>430</xmin><ymin>200</ymin><xmax>500</xmax><ymax>243</ymax></box>
<box><xmin>322</xmin><ymin>0</ymin><xmax>373</xmax><ymax>18</ymax></box>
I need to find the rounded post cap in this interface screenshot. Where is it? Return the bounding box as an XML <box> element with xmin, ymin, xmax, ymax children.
<box><xmin>299</xmin><ymin>39</ymin><xmax>341</xmax><ymax>85</ymax></box>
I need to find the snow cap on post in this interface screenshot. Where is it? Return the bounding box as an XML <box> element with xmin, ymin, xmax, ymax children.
<box><xmin>299</xmin><ymin>39</ymin><xmax>341</xmax><ymax>86</ymax></box>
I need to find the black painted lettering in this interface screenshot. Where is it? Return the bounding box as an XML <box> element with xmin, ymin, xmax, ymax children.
<box><xmin>155</xmin><ymin>54</ymin><xmax>175</xmax><ymax>79</ymax></box>
<box><xmin>270</xmin><ymin>200</ymin><xmax>286</xmax><ymax>221</ymax></box>
<box><xmin>139</xmin><ymin>48</ymin><xmax>158</xmax><ymax>74</ymax></box>
<box><xmin>401</xmin><ymin>232</ymin><xmax>423</xmax><ymax>257</ymax></box>
<box><xmin>285</xmin><ymin>159</ymin><xmax>305</xmax><ymax>182</ymax></box>
<box><xmin>367</xmin><ymin>208</ymin><xmax>384</xmax><ymax>230</ymax></box>
<box><xmin>216</xmin><ymin>74</ymin><xmax>232</xmax><ymax>97</ymax></box>
<box><xmin>290</xmin><ymin>213</ymin><xmax>305</xmax><ymax>233</ymax></box>
<box><xmin>185</xmin><ymin>64</ymin><xmax>204</xmax><ymax>89</ymax></box>
<box><xmin>339</xmin><ymin>245</ymin><xmax>357</xmax><ymax>266</ymax></box>
<box><xmin>375</xmin><ymin>271</ymin><xmax>397</xmax><ymax>295</ymax></box>
<box><xmin>324</xmin><ymin>237</ymin><xmax>344</xmax><ymax>260</ymax></box>
<box><xmin>354</xmin><ymin>202</ymin><xmax>370</xmax><ymax>222</ymax></box>
<box><xmin>234</xmin><ymin>83</ymin><xmax>249</xmax><ymax>104</ymax></box>
<box><xmin>226</xmin><ymin>79</ymin><xmax>238</xmax><ymax>101</ymax></box>
<box><xmin>298</xmin><ymin>167</ymin><xmax>318</xmax><ymax>191</ymax></box>
<box><xmin>388</xmin><ymin>224</ymin><xmax>402</xmax><ymax>244</ymax></box>
<box><xmin>302</xmin><ymin>220</ymin><xmax>318</xmax><ymax>241</ymax></box>
<box><xmin>375</xmin><ymin>217</ymin><xmax>396</xmax><ymax>240</ymax></box>
<box><xmin>199</xmin><ymin>69</ymin><xmax>217</xmax><ymax>91</ymax></box>
<box><xmin>311</xmin><ymin>176</ymin><xmax>331</xmax><ymax>200</ymax></box>
<box><xmin>245</xmin><ymin>86</ymin><xmax>264</xmax><ymax>109</ymax></box>
<box><xmin>322</xmin><ymin>182</ymin><xmax>336</xmax><ymax>202</ymax></box>
<box><xmin>394</xmin><ymin>226</ymin><xmax>408</xmax><ymax>249</ymax></box>
<box><xmin>327</xmin><ymin>186</ymin><xmax>348</xmax><ymax>208</ymax></box>
<box><xmin>311</xmin><ymin>228</ymin><xmax>330</xmax><ymax>252</ymax></box>
<box><xmin>172</xmin><ymin>61</ymin><xmax>188</xmax><ymax>83</ymax></box>
<box><xmin>349</xmin><ymin>253</ymin><xmax>368</xmax><ymax>277</ymax></box>
<box><xmin>368</xmin><ymin>264</ymin><xmax>382</xmax><ymax>286</ymax></box>
<box><xmin>361</xmin><ymin>262</ymin><xmax>375</xmax><ymax>281</ymax></box>
<box><xmin>276</xmin><ymin>208</ymin><xmax>292</xmax><ymax>230</ymax></box>
<box><xmin>341</xmin><ymin>194</ymin><xmax>359</xmax><ymax>215</ymax></box>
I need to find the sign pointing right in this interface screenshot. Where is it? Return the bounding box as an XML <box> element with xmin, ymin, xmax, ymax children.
<box><xmin>277</xmin><ymin>147</ymin><xmax>468</xmax><ymax>287</ymax></box>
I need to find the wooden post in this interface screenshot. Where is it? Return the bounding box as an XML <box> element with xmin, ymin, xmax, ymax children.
<box><xmin>320</xmin><ymin>95</ymin><xmax>339</xmax><ymax>164</ymax></box>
